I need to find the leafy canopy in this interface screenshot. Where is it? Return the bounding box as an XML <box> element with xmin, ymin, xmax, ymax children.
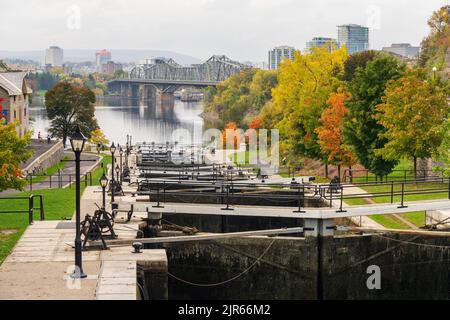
<box><xmin>343</xmin><ymin>54</ymin><xmax>406</xmax><ymax>177</ymax></box>
<box><xmin>376</xmin><ymin>68</ymin><xmax>449</xmax><ymax>162</ymax></box>
<box><xmin>45</xmin><ymin>82</ymin><xmax>98</xmax><ymax>146</ymax></box>
<box><xmin>0</xmin><ymin>122</ymin><xmax>33</xmax><ymax>191</ymax></box>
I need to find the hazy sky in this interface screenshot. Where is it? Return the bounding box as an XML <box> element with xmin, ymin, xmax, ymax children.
<box><xmin>0</xmin><ymin>0</ymin><xmax>447</xmax><ymax>62</ymax></box>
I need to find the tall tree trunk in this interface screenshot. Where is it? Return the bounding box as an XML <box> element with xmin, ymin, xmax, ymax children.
<box><xmin>338</xmin><ymin>165</ymin><xmax>341</xmax><ymax>182</ymax></box>
<box><xmin>325</xmin><ymin>163</ymin><xmax>329</xmax><ymax>179</ymax></box>
<box><xmin>413</xmin><ymin>156</ymin><xmax>417</xmax><ymax>181</ymax></box>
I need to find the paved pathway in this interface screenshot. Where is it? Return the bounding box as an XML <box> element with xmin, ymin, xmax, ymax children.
<box><xmin>0</xmin><ymin>187</ymin><xmax>167</xmax><ymax>300</ymax></box>
<box><xmin>0</xmin><ymin>152</ymin><xmax>101</xmax><ymax>196</ymax></box>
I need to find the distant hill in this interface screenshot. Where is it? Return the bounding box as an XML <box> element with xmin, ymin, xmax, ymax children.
<box><xmin>0</xmin><ymin>49</ymin><xmax>202</xmax><ymax>65</ymax></box>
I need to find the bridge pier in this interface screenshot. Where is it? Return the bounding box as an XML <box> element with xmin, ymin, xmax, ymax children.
<box><xmin>156</xmin><ymin>91</ymin><xmax>175</xmax><ymax>108</ymax></box>
<box><xmin>139</xmin><ymin>85</ymin><xmax>156</xmax><ymax>103</ymax></box>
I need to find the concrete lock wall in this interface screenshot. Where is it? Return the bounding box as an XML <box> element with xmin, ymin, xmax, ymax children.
<box><xmin>161</xmin><ymin>234</ymin><xmax>450</xmax><ymax>300</ymax></box>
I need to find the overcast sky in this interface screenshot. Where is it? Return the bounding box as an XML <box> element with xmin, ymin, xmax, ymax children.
<box><xmin>0</xmin><ymin>0</ymin><xmax>447</xmax><ymax>62</ymax></box>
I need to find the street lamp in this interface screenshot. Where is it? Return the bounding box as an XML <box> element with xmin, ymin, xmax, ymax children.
<box><xmin>110</xmin><ymin>142</ymin><xmax>116</xmax><ymax>211</ymax></box>
<box><xmin>433</xmin><ymin>66</ymin><xmax>437</xmax><ymax>80</ymax></box>
<box><xmin>119</xmin><ymin>146</ymin><xmax>123</xmax><ymax>185</ymax></box>
<box><xmin>99</xmin><ymin>173</ymin><xmax>108</xmax><ymax>209</ymax></box>
<box><xmin>115</xmin><ymin>164</ymin><xmax>120</xmax><ymax>183</ymax></box>
<box><xmin>69</xmin><ymin>125</ymin><xmax>87</xmax><ymax>279</ymax></box>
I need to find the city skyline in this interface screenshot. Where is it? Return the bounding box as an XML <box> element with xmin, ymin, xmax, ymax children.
<box><xmin>0</xmin><ymin>0</ymin><xmax>447</xmax><ymax>62</ymax></box>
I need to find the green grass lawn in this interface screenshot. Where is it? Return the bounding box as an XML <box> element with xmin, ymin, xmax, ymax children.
<box><xmin>401</xmin><ymin>211</ymin><xmax>426</xmax><ymax>228</ymax></box>
<box><xmin>30</xmin><ymin>155</ymin><xmax>70</xmax><ymax>183</ymax></box>
<box><xmin>0</xmin><ymin>154</ymin><xmax>111</xmax><ymax>264</ymax></box>
<box><xmin>369</xmin><ymin>214</ymin><xmax>410</xmax><ymax>230</ymax></box>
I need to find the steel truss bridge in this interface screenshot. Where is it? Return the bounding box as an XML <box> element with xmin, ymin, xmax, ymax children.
<box><xmin>108</xmin><ymin>55</ymin><xmax>250</xmax><ymax>101</ymax></box>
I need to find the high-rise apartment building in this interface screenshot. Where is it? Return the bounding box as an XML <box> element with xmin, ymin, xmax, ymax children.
<box><xmin>337</xmin><ymin>24</ymin><xmax>369</xmax><ymax>55</ymax></box>
<box><xmin>268</xmin><ymin>46</ymin><xmax>295</xmax><ymax>70</ymax></box>
<box><xmin>382</xmin><ymin>43</ymin><xmax>420</xmax><ymax>59</ymax></box>
<box><xmin>95</xmin><ymin>49</ymin><xmax>112</xmax><ymax>68</ymax></box>
<box><xmin>306</xmin><ymin>37</ymin><xmax>339</xmax><ymax>52</ymax></box>
<box><xmin>44</xmin><ymin>46</ymin><xmax>64</xmax><ymax>67</ymax></box>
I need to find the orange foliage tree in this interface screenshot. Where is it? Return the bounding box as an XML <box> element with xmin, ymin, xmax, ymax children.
<box><xmin>316</xmin><ymin>92</ymin><xmax>356</xmax><ymax>179</ymax></box>
<box><xmin>222</xmin><ymin>122</ymin><xmax>243</xmax><ymax>150</ymax></box>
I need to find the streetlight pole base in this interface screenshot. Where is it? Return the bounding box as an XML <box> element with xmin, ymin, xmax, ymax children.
<box><xmin>70</xmin><ymin>270</ymin><xmax>87</xmax><ymax>279</ymax></box>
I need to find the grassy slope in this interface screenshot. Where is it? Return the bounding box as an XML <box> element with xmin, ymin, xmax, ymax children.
<box><xmin>0</xmin><ymin>155</ymin><xmax>111</xmax><ymax>264</ymax></box>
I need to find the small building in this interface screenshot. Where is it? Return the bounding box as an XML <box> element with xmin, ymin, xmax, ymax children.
<box><xmin>101</xmin><ymin>61</ymin><xmax>123</xmax><ymax>75</ymax></box>
<box><xmin>382</xmin><ymin>43</ymin><xmax>420</xmax><ymax>59</ymax></box>
<box><xmin>0</xmin><ymin>72</ymin><xmax>31</xmax><ymax>137</ymax></box>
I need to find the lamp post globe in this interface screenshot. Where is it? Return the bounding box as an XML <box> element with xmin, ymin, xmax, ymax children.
<box><xmin>70</xmin><ymin>125</ymin><xmax>87</xmax><ymax>279</ymax></box>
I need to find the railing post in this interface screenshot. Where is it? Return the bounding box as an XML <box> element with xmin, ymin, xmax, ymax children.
<box><xmin>28</xmin><ymin>195</ymin><xmax>34</xmax><ymax>225</ymax></box>
<box><xmin>221</xmin><ymin>185</ymin><xmax>233</xmax><ymax>211</ymax></box>
<box><xmin>49</xmin><ymin>175</ymin><xmax>52</xmax><ymax>189</ymax></box>
<box><xmin>398</xmin><ymin>182</ymin><xmax>408</xmax><ymax>208</ymax></box>
<box><xmin>29</xmin><ymin>174</ymin><xmax>32</xmax><ymax>191</ymax></box>
<box><xmin>390</xmin><ymin>181</ymin><xmax>394</xmax><ymax>204</ymax></box>
<box><xmin>329</xmin><ymin>185</ymin><xmax>333</xmax><ymax>208</ymax></box>
<box><xmin>39</xmin><ymin>195</ymin><xmax>45</xmax><ymax>221</ymax></box>
<box><xmin>336</xmin><ymin>186</ymin><xmax>347</xmax><ymax>213</ymax></box>
<box><xmin>294</xmin><ymin>185</ymin><xmax>306</xmax><ymax>213</ymax></box>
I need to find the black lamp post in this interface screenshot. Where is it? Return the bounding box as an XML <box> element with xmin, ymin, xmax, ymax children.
<box><xmin>70</xmin><ymin>125</ymin><xmax>87</xmax><ymax>279</ymax></box>
<box><xmin>99</xmin><ymin>173</ymin><xmax>108</xmax><ymax>209</ymax></box>
<box><xmin>115</xmin><ymin>165</ymin><xmax>120</xmax><ymax>183</ymax></box>
<box><xmin>433</xmin><ymin>66</ymin><xmax>437</xmax><ymax>80</ymax></box>
<box><xmin>119</xmin><ymin>146</ymin><xmax>123</xmax><ymax>185</ymax></box>
<box><xmin>110</xmin><ymin>142</ymin><xmax>116</xmax><ymax>211</ymax></box>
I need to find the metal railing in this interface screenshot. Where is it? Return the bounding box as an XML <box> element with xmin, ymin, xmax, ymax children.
<box><xmin>129</xmin><ymin>177</ymin><xmax>450</xmax><ymax>213</ymax></box>
<box><xmin>0</xmin><ymin>195</ymin><xmax>45</xmax><ymax>225</ymax></box>
<box><xmin>26</xmin><ymin>170</ymin><xmax>93</xmax><ymax>191</ymax></box>
<box><xmin>343</xmin><ymin>169</ymin><xmax>442</xmax><ymax>183</ymax></box>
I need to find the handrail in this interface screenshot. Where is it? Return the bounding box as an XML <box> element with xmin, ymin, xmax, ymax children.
<box><xmin>0</xmin><ymin>195</ymin><xmax>45</xmax><ymax>224</ymax></box>
<box><xmin>130</xmin><ymin>177</ymin><xmax>450</xmax><ymax>213</ymax></box>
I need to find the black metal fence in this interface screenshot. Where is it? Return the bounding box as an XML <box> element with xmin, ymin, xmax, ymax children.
<box><xmin>0</xmin><ymin>195</ymin><xmax>45</xmax><ymax>225</ymax></box>
<box><xmin>342</xmin><ymin>169</ymin><xmax>442</xmax><ymax>183</ymax></box>
<box><xmin>26</xmin><ymin>171</ymin><xmax>93</xmax><ymax>191</ymax></box>
<box><xmin>129</xmin><ymin>177</ymin><xmax>450</xmax><ymax>213</ymax></box>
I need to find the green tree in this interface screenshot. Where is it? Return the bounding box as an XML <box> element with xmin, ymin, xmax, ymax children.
<box><xmin>435</xmin><ymin>119</ymin><xmax>450</xmax><ymax>176</ymax></box>
<box><xmin>203</xmin><ymin>69</ymin><xmax>277</xmax><ymax>128</ymax></box>
<box><xmin>343</xmin><ymin>54</ymin><xmax>406</xmax><ymax>179</ymax></box>
<box><xmin>0</xmin><ymin>122</ymin><xmax>33</xmax><ymax>191</ymax></box>
<box><xmin>343</xmin><ymin>50</ymin><xmax>378</xmax><ymax>82</ymax></box>
<box><xmin>45</xmin><ymin>82</ymin><xmax>98</xmax><ymax>147</ymax></box>
<box><xmin>375</xmin><ymin>68</ymin><xmax>450</xmax><ymax>178</ymax></box>
<box><xmin>419</xmin><ymin>5</ymin><xmax>450</xmax><ymax>69</ymax></box>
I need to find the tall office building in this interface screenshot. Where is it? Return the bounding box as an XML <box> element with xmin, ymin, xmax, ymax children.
<box><xmin>306</xmin><ymin>37</ymin><xmax>339</xmax><ymax>52</ymax></box>
<box><xmin>95</xmin><ymin>49</ymin><xmax>112</xmax><ymax>68</ymax></box>
<box><xmin>268</xmin><ymin>46</ymin><xmax>295</xmax><ymax>70</ymax></box>
<box><xmin>337</xmin><ymin>24</ymin><xmax>369</xmax><ymax>55</ymax></box>
<box><xmin>44</xmin><ymin>46</ymin><xmax>64</xmax><ymax>67</ymax></box>
<box><xmin>382</xmin><ymin>43</ymin><xmax>420</xmax><ymax>59</ymax></box>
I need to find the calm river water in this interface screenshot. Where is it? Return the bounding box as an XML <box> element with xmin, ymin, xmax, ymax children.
<box><xmin>29</xmin><ymin>96</ymin><xmax>204</xmax><ymax>145</ymax></box>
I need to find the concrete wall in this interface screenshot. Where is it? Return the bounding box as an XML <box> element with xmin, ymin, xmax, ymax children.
<box><xmin>161</xmin><ymin>234</ymin><xmax>450</xmax><ymax>300</ymax></box>
<box><xmin>23</xmin><ymin>141</ymin><xmax>65</xmax><ymax>173</ymax></box>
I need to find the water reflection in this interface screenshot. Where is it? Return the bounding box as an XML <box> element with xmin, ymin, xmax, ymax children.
<box><xmin>29</xmin><ymin>96</ymin><xmax>204</xmax><ymax>145</ymax></box>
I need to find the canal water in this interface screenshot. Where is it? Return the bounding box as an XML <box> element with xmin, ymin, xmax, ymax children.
<box><xmin>29</xmin><ymin>96</ymin><xmax>204</xmax><ymax>145</ymax></box>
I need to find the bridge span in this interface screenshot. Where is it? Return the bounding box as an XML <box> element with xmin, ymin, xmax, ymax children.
<box><xmin>108</xmin><ymin>55</ymin><xmax>250</xmax><ymax>106</ymax></box>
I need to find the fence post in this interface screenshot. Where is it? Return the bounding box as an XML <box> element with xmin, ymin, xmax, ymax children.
<box><xmin>336</xmin><ymin>186</ymin><xmax>347</xmax><ymax>213</ymax></box>
<box><xmin>29</xmin><ymin>174</ymin><xmax>32</xmax><ymax>191</ymax></box>
<box><xmin>294</xmin><ymin>185</ymin><xmax>306</xmax><ymax>213</ymax></box>
<box><xmin>398</xmin><ymin>182</ymin><xmax>408</xmax><ymax>208</ymax></box>
<box><xmin>69</xmin><ymin>175</ymin><xmax>72</xmax><ymax>189</ymax></box>
<box><xmin>39</xmin><ymin>195</ymin><xmax>45</xmax><ymax>221</ymax></box>
<box><xmin>390</xmin><ymin>181</ymin><xmax>394</xmax><ymax>204</ymax></box>
<box><xmin>329</xmin><ymin>185</ymin><xmax>333</xmax><ymax>208</ymax></box>
<box><xmin>58</xmin><ymin>169</ymin><xmax>62</xmax><ymax>188</ymax></box>
<box><xmin>28</xmin><ymin>195</ymin><xmax>34</xmax><ymax>225</ymax></box>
